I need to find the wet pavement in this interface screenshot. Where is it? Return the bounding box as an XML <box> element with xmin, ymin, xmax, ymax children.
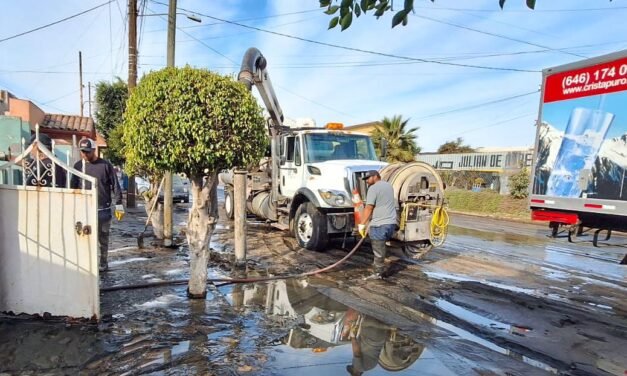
<box><xmin>1</xmin><ymin>193</ymin><xmax>627</xmax><ymax>375</ymax></box>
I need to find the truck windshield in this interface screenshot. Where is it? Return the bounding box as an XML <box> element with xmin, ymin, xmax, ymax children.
<box><xmin>304</xmin><ymin>133</ymin><xmax>378</xmax><ymax>162</ymax></box>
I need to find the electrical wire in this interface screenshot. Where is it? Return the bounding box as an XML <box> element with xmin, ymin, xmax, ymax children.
<box><xmin>415</xmin><ymin>90</ymin><xmax>538</xmax><ymax>121</ymax></box>
<box><xmin>143</xmin><ymin>7</ymin><xmax>236</xmax><ymax>64</ymax></box>
<box><xmin>414</xmin><ymin>5</ymin><xmax>627</xmax><ymax>13</ymax></box>
<box><xmin>149</xmin><ymin>1</ymin><xmax>539</xmax><ymax>73</ymax></box>
<box><xmin>413</xmin><ymin>13</ymin><xmax>587</xmax><ymax>59</ymax></box>
<box><xmin>0</xmin><ymin>0</ymin><xmax>115</xmax><ymax>44</ymax></box>
<box><xmin>142</xmin><ymin>6</ymin><xmax>321</xmax><ymax>33</ymax></box>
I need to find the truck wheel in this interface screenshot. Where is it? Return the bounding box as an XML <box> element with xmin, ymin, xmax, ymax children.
<box><xmin>224</xmin><ymin>188</ymin><xmax>234</xmax><ymax>220</ymax></box>
<box><xmin>294</xmin><ymin>202</ymin><xmax>328</xmax><ymax>251</ymax></box>
<box><xmin>403</xmin><ymin>242</ymin><xmax>433</xmax><ymax>260</ymax></box>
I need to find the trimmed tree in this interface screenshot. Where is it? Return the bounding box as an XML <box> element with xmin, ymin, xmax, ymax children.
<box><xmin>123</xmin><ymin>66</ymin><xmax>267</xmax><ymax>298</ymax></box>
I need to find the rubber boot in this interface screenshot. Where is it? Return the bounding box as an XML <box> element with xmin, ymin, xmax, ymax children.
<box><xmin>364</xmin><ymin>240</ymin><xmax>387</xmax><ymax>280</ymax></box>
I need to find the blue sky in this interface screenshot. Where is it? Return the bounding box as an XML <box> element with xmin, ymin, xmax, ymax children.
<box><xmin>1</xmin><ymin>0</ymin><xmax>626</xmax><ymax>151</ymax></box>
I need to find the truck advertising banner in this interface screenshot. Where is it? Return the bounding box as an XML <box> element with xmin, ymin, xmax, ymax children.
<box><xmin>533</xmin><ymin>54</ymin><xmax>627</xmax><ymax>201</ymax></box>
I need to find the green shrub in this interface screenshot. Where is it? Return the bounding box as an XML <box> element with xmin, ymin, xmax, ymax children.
<box><xmin>508</xmin><ymin>168</ymin><xmax>530</xmax><ymax>199</ymax></box>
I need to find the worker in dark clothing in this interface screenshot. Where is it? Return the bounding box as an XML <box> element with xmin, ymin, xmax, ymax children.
<box><xmin>358</xmin><ymin>170</ymin><xmax>398</xmax><ymax>280</ymax></box>
<box><xmin>71</xmin><ymin>138</ymin><xmax>124</xmax><ymax>272</ymax></box>
<box><xmin>25</xmin><ymin>133</ymin><xmax>66</xmax><ymax>188</ymax></box>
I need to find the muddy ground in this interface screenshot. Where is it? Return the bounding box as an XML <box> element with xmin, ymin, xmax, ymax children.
<box><xmin>1</xmin><ymin>189</ymin><xmax>626</xmax><ymax>375</ymax></box>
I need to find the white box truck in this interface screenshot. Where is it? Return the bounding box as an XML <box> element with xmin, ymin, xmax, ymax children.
<box><xmin>529</xmin><ymin>50</ymin><xmax>627</xmax><ymax>261</ymax></box>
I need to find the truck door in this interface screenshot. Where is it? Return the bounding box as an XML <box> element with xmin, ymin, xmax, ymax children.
<box><xmin>279</xmin><ymin>135</ymin><xmax>303</xmax><ymax>197</ymax></box>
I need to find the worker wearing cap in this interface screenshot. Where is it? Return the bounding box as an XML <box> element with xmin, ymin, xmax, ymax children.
<box><xmin>358</xmin><ymin>170</ymin><xmax>397</xmax><ymax>280</ymax></box>
<box><xmin>71</xmin><ymin>138</ymin><xmax>124</xmax><ymax>272</ymax></box>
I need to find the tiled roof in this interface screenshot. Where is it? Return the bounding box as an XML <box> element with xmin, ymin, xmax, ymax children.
<box><xmin>41</xmin><ymin>113</ymin><xmax>94</xmax><ymax>133</ymax></box>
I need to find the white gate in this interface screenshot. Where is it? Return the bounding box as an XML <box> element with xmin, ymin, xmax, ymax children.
<box><xmin>0</xmin><ymin>128</ymin><xmax>99</xmax><ymax>319</ymax></box>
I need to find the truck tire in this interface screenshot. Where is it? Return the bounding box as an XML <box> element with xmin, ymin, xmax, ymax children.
<box><xmin>224</xmin><ymin>188</ymin><xmax>234</xmax><ymax>220</ymax></box>
<box><xmin>294</xmin><ymin>202</ymin><xmax>328</xmax><ymax>251</ymax></box>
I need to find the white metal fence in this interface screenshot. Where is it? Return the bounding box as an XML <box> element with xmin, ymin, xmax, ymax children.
<box><xmin>0</xmin><ymin>126</ymin><xmax>100</xmax><ymax>319</ymax></box>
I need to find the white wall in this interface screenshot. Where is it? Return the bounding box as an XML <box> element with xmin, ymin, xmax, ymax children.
<box><xmin>0</xmin><ymin>186</ymin><xmax>99</xmax><ymax>318</ymax></box>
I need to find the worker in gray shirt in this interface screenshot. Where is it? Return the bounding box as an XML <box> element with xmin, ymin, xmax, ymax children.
<box><xmin>358</xmin><ymin>170</ymin><xmax>398</xmax><ymax>280</ymax></box>
<box><xmin>71</xmin><ymin>138</ymin><xmax>124</xmax><ymax>272</ymax></box>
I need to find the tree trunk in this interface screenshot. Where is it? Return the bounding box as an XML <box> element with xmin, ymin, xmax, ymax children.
<box><xmin>143</xmin><ymin>181</ymin><xmax>164</xmax><ymax>239</ymax></box>
<box><xmin>187</xmin><ymin>171</ymin><xmax>218</xmax><ymax>298</ymax></box>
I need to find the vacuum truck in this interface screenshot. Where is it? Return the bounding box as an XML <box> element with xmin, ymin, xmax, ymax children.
<box><xmin>529</xmin><ymin>49</ymin><xmax>627</xmax><ymax>261</ymax></box>
<box><xmin>220</xmin><ymin>48</ymin><xmax>448</xmax><ymax>254</ymax></box>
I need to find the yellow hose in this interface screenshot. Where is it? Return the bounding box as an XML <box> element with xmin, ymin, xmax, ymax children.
<box><xmin>430</xmin><ymin>205</ymin><xmax>449</xmax><ymax>247</ymax></box>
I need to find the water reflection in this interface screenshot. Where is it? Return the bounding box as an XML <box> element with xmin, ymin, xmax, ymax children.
<box><xmin>226</xmin><ymin>280</ymin><xmax>430</xmax><ymax>375</ymax></box>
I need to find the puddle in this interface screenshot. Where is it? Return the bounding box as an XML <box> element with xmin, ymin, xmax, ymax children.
<box><xmin>218</xmin><ymin>279</ymin><xmax>559</xmax><ymax>375</ymax></box>
<box><xmin>109</xmin><ymin>257</ymin><xmax>150</xmax><ymax>266</ymax></box>
<box><xmin>434</xmin><ymin>299</ymin><xmax>511</xmax><ymax>332</ymax></box>
<box><xmin>135</xmin><ymin>294</ymin><xmax>185</xmax><ymax>309</ymax></box>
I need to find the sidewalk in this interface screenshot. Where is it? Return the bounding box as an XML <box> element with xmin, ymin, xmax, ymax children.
<box><xmin>0</xmin><ymin>204</ymin><xmax>279</xmax><ymax>374</ymax></box>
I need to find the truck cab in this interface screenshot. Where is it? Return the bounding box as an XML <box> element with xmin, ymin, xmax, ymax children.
<box><xmin>276</xmin><ymin>126</ymin><xmax>386</xmax><ymax>251</ymax></box>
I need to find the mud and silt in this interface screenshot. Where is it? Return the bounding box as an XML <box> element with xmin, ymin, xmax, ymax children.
<box><xmin>1</xmin><ymin>197</ymin><xmax>626</xmax><ymax>375</ymax></box>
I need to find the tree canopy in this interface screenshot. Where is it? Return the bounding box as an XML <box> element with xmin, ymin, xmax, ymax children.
<box><xmin>371</xmin><ymin>115</ymin><xmax>419</xmax><ymax>163</ymax></box>
<box><xmin>95</xmin><ymin>78</ymin><xmax>128</xmax><ymax>165</ymax></box>
<box><xmin>437</xmin><ymin>137</ymin><xmax>475</xmax><ymax>154</ymax></box>
<box><xmin>320</xmin><ymin>0</ymin><xmax>538</xmax><ymax>30</ymax></box>
<box><xmin>123</xmin><ymin>66</ymin><xmax>267</xmax><ymax>177</ymax></box>
<box><xmin>123</xmin><ymin>66</ymin><xmax>267</xmax><ymax>298</ymax></box>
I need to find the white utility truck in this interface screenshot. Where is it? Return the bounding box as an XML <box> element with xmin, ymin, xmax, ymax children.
<box><xmin>221</xmin><ymin>48</ymin><xmax>447</xmax><ymax>254</ymax></box>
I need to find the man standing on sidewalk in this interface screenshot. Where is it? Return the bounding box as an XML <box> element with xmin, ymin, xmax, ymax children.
<box><xmin>358</xmin><ymin>170</ymin><xmax>398</xmax><ymax>280</ymax></box>
<box><xmin>71</xmin><ymin>138</ymin><xmax>124</xmax><ymax>272</ymax></box>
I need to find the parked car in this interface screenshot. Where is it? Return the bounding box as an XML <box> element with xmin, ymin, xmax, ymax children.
<box><xmin>158</xmin><ymin>174</ymin><xmax>189</xmax><ymax>203</ymax></box>
<box><xmin>135</xmin><ymin>176</ymin><xmax>150</xmax><ymax>196</ymax></box>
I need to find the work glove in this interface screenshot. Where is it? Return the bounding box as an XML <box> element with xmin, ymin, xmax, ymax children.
<box><xmin>358</xmin><ymin>224</ymin><xmax>367</xmax><ymax>238</ymax></box>
<box><xmin>114</xmin><ymin>204</ymin><xmax>125</xmax><ymax>221</ymax></box>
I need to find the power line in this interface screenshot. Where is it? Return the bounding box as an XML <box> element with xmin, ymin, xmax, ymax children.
<box><xmin>0</xmin><ymin>0</ymin><xmax>115</xmax><ymax>44</ymax></box>
<box><xmin>415</xmin><ymin>5</ymin><xmax>627</xmax><ymax>13</ymax></box>
<box><xmin>143</xmin><ymin>7</ymin><xmax>321</xmax><ymax>33</ymax></box>
<box><xmin>41</xmin><ymin>89</ymin><xmax>80</xmax><ymax>105</ymax></box>
<box><xmin>150</xmin><ymin>1</ymin><xmax>539</xmax><ymax>73</ymax></box>
<box><xmin>455</xmin><ymin>112</ymin><xmax>534</xmax><ymax>137</ymax></box>
<box><xmin>0</xmin><ymin>70</ymin><xmax>111</xmax><ymax>75</ymax></box>
<box><xmin>143</xmin><ymin>7</ymin><xmax>236</xmax><ymax>64</ymax></box>
<box><xmin>413</xmin><ymin>13</ymin><xmax>587</xmax><ymax>59</ymax></box>
<box><xmin>276</xmin><ymin>84</ymin><xmax>357</xmax><ymax>119</ymax></box>
<box><xmin>416</xmin><ymin>90</ymin><xmax>538</xmax><ymax>121</ymax></box>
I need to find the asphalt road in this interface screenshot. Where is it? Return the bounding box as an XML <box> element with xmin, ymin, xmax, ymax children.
<box><xmin>210</xmin><ymin>210</ymin><xmax>627</xmax><ymax>375</ymax></box>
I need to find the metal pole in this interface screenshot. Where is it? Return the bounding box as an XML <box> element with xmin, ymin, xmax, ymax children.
<box><xmin>234</xmin><ymin>169</ymin><xmax>247</xmax><ymax>266</ymax></box>
<box><xmin>79</xmin><ymin>51</ymin><xmax>84</xmax><ymax>117</ymax></box>
<box><xmin>163</xmin><ymin>0</ymin><xmax>176</xmax><ymax>247</ymax></box>
<box><xmin>87</xmin><ymin>82</ymin><xmax>92</xmax><ymax>118</ymax></box>
<box><xmin>126</xmin><ymin>0</ymin><xmax>137</xmax><ymax>208</ymax></box>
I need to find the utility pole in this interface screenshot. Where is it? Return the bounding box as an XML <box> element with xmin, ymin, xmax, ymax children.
<box><xmin>87</xmin><ymin>82</ymin><xmax>92</xmax><ymax>117</ymax></box>
<box><xmin>234</xmin><ymin>169</ymin><xmax>247</xmax><ymax>266</ymax></box>
<box><xmin>126</xmin><ymin>0</ymin><xmax>137</xmax><ymax>208</ymax></box>
<box><xmin>79</xmin><ymin>51</ymin><xmax>84</xmax><ymax>117</ymax></box>
<box><xmin>163</xmin><ymin>0</ymin><xmax>176</xmax><ymax>247</ymax></box>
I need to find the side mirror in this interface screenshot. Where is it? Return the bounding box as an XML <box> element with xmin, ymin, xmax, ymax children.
<box><xmin>380</xmin><ymin>138</ymin><xmax>388</xmax><ymax>161</ymax></box>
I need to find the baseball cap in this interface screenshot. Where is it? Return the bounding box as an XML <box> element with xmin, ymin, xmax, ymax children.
<box><xmin>79</xmin><ymin>138</ymin><xmax>96</xmax><ymax>152</ymax></box>
<box><xmin>361</xmin><ymin>170</ymin><xmax>380</xmax><ymax>180</ymax></box>
<box><xmin>29</xmin><ymin>133</ymin><xmax>53</xmax><ymax>149</ymax></box>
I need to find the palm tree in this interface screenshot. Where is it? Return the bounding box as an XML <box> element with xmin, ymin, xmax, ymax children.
<box><xmin>371</xmin><ymin>115</ymin><xmax>420</xmax><ymax>162</ymax></box>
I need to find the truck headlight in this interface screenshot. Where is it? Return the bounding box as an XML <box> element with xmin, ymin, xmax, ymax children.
<box><xmin>318</xmin><ymin>189</ymin><xmax>349</xmax><ymax>207</ymax></box>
